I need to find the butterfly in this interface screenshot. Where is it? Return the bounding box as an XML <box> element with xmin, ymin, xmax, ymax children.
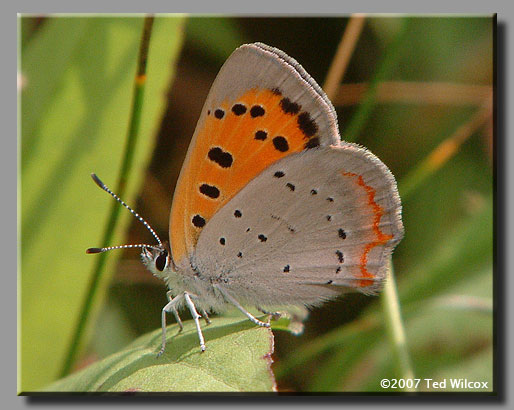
<box><xmin>88</xmin><ymin>43</ymin><xmax>404</xmax><ymax>355</ymax></box>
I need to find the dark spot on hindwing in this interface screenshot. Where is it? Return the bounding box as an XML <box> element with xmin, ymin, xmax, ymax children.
<box><xmin>219</xmin><ymin>237</ymin><xmax>226</xmax><ymax>245</ymax></box>
<box><xmin>286</xmin><ymin>183</ymin><xmax>295</xmax><ymax>191</ymax></box>
<box><xmin>271</xmin><ymin>88</ymin><xmax>282</xmax><ymax>95</ymax></box>
<box><xmin>310</xmin><ymin>189</ymin><xmax>318</xmax><ymax>195</ymax></box>
<box><xmin>326</xmin><ymin>280</ymin><xmax>333</xmax><ymax>285</ymax></box>
<box><xmin>280</xmin><ymin>97</ymin><xmax>301</xmax><ymax>115</ymax></box>
<box><xmin>271</xmin><ymin>214</ymin><xmax>296</xmax><ymax>233</ymax></box>
<box><xmin>272</xmin><ymin>136</ymin><xmax>289</xmax><ymax>152</ymax></box>
<box><xmin>192</xmin><ymin>214</ymin><xmax>206</xmax><ymax>228</ymax></box>
<box><xmin>237</xmin><ymin>251</ymin><xmax>243</xmax><ymax>258</ymax></box>
<box><xmin>214</xmin><ymin>109</ymin><xmax>225</xmax><ymax>119</ymax></box>
<box><xmin>199</xmin><ymin>183</ymin><xmax>220</xmax><ymax>199</ymax></box>
<box><xmin>274</xmin><ymin>171</ymin><xmax>285</xmax><ymax>178</ymax></box>
<box><xmin>208</xmin><ymin>147</ymin><xmax>233</xmax><ymax>168</ymax></box>
<box><xmin>338</xmin><ymin>229</ymin><xmax>347</xmax><ymax>239</ymax></box>
<box><xmin>336</xmin><ymin>267</ymin><xmax>342</xmax><ymax>274</ymax></box>
<box><xmin>234</xmin><ymin>210</ymin><xmax>242</xmax><ymax>218</ymax></box>
<box><xmin>283</xmin><ymin>265</ymin><xmax>290</xmax><ymax>273</ymax></box>
<box><xmin>327</xmin><ymin>197</ymin><xmax>334</xmax><ymax>202</ymax></box>
<box><xmin>258</xmin><ymin>234</ymin><xmax>267</xmax><ymax>242</ymax></box>
<box><xmin>336</xmin><ymin>250</ymin><xmax>344</xmax><ymax>263</ymax></box>
<box><xmin>298</xmin><ymin>111</ymin><xmax>318</xmax><ymax>137</ymax></box>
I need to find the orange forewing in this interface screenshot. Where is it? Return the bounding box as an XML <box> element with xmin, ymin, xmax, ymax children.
<box><xmin>170</xmin><ymin>88</ymin><xmax>319</xmax><ymax>264</ymax></box>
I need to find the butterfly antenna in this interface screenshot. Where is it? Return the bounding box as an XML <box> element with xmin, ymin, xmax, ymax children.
<box><xmin>87</xmin><ymin>173</ymin><xmax>163</xmax><ymax>251</ymax></box>
<box><xmin>86</xmin><ymin>244</ymin><xmax>157</xmax><ymax>254</ymax></box>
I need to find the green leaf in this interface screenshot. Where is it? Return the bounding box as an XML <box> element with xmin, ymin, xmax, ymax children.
<box><xmin>43</xmin><ymin>317</ymin><xmax>276</xmax><ymax>392</ymax></box>
<box><xmin>20</xmin><ymin>16</ymin><xmax>184</xmax><ymax>392</ymax></box>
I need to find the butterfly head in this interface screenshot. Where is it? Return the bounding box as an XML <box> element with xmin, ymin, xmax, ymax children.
<box><xmin>141</xmin><ymin>242</ymin><xmax>174</xmax><ymax>278</ymax></box>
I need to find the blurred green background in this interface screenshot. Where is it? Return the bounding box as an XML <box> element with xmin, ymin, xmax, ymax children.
<box><xmin>19</xmin><ymin>15</ymin><xmax>493</xmax><ymax>392</ymax></box>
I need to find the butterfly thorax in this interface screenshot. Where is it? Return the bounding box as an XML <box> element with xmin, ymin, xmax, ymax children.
<box><xmin>141</xmin><ymin>246</ymin><xmax>226</xmax><ymax>312</ymax></box>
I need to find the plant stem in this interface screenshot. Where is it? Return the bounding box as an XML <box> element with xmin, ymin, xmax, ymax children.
<box><xmin>381</xmin><ymin>261</ymin><xmax>416</xmax><ymax>391</ymax></box>
<box><xmin>323</xmin><ymin>14</ymin><xmax>366</xmax><ymax>101</ymax></box>
<box><xmin>334</xmin><ymin>81</ymin><xmax>492</xmax><ymax>107</ymax></box>
<box><xmin>59</xmin><ymin>16</ymin><xmax>155</xmax><ymax>378</ymax></box>
<box><xmin>399</xmin><ymin>96</ymin><xmax>492</xmax><ymax>200</ymax></box>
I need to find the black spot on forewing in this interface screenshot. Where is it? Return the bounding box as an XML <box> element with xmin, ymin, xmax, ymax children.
<box><xmin>250</xmin><ymin>105</ymin><xmax>265</xmax><ymax>117</ymax></box>
<box><xmin>255</xmin><ymin>130</ymin><xmax>267</xmax><ymax>141</ymax></box>
<box><xmin>280</xmin><ymin>98</ymin><xmax>300</xmax><ymax>115</ymax></box>
<box><xmin>273</xmin><ymin>136</ymin><xmax>289</xmax><ymax>152</ymax></box>
<box><xmin>192</xmin><ymin>215</ymin><xmax>206</xmax><ymax>228</ymax></box>
<box><xmin>232</xmin><ymin>104</ymin><xmax>247</xmax><ymax>115</ymax></box>
<box><xmin>336</xmin><ymin>250</ymin><xmax>344</xmax><ymax>263</ymax></box>
<box><xmin>305</xmin><ymin>137</ymin><xmax>320</xmax><ymax>149</ymax></box>
<box><xmin>208</xmin><ymin>147</ymin><xmax>233</xmax><ymax>168</ymax></box>
<box><xmin>298</xmin><ymin>112</ymin><xmax>318</xmax><ymax>137</ymax></box>
<box><xmin>199</xmin><ymin>183</ymin><xmax>220</xmax><ymax>199</ymax></box>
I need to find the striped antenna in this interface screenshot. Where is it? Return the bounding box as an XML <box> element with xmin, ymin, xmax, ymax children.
<box><xmin>87</xmin><ymin>173</ymin><xmax>163</xmax><ymax>253</ymax></box>
<box><xmin>86</xmin><ymin>244</ymin><xmax>157</xmax><ymax>254</ymax></box>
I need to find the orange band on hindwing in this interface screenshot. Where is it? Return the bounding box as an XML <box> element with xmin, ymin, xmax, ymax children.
<box><xmin>341</xmin><ymin>171</ymin><xmax>394</xmax><ymax>287</ymax></box>
<box><xmin>170</xmin><ymin>87</ymin><xmax>321</xmax><ymax>264</ymax></box>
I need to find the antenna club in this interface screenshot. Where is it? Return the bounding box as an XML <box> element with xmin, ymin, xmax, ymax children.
<box><xmin>90</xmin><ymin>173</ymin><xmax>105</xmax><ymax>189</ymax></box>
<box><xmin>86</xmin><ymin>247</ymin><xmax>104</xmax><ymax>254</ymax></box>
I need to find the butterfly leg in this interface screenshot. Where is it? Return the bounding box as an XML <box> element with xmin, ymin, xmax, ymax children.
<box><xmin>200</xmin><ymin>309</ymin><xmax>212</xmax><ymax>325</ymax></box>
<box><xmin>257</xmin><ymin>306</ymin><xmax>282</xmax><ymax>320</ymax></box>
<box><xmin>157</xmin><ymin>292</ymin><xmax>185</xmax><ymax>357</ymax></box>
<box><xmin>213</xmin><ymin>284</ymin><xmax>270</xmax><ymax>328</ymax></box>
<box><xmin>183</xmin><ymin>292</ymin><xmax>206</xmax><ymax>352</ymax></box>
<box><xmin>166</xmin><ymin>291</ymin><xmax>184</xmax><ymax>331</ymax></box>
<box><xmin>185</xmin><ymin>293</ymin><xmax>211</xmax><ymax>325</ymax></box>
<box><xmin>171</xmin><ymin>307</ymin><xmax>184</xmax><ymax>332</ymax></box>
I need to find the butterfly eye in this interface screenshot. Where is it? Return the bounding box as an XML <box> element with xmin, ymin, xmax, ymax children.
<box><xmin>155</xmin><ymin>251</ymin><xmax>168</xmax><ymax>272</ymax></box>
